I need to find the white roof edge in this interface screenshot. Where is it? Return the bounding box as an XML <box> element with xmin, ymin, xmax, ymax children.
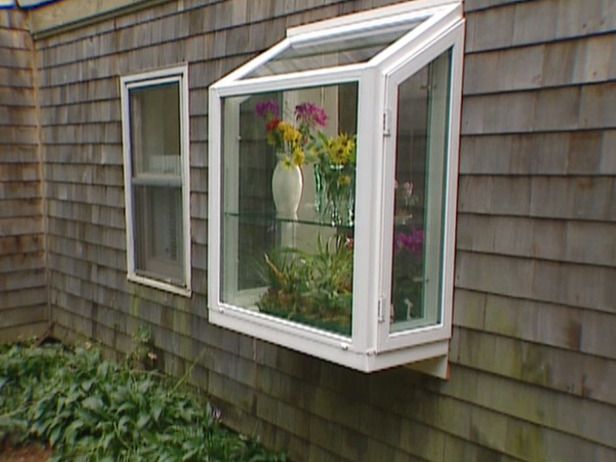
<box><xmin>287</xmin><ymin>0</ymin><xmax>461</xmax><ymax>37</ymax></box>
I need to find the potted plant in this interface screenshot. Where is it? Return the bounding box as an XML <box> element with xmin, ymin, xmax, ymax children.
<box><xmin>257</xmin><ymin>236</ymin><xmax>354</xmax><ymax>335</ymax></box>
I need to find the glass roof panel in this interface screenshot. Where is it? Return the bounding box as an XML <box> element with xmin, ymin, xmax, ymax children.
<box><xmin>243</xmin><ymin>16</ymin><xmax>426</xmax><ymax>79</ymax></box>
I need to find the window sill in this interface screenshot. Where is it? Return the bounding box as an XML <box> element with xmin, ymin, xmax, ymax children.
<box><xmin>127</xmin><ymin>273</ymin><xmax>191</xmax><ymax>298</ymax></box>
<box><xmin>208</xmin><ymin>304</ymin><xmax>450</xmax><ymax>374</ymax></box>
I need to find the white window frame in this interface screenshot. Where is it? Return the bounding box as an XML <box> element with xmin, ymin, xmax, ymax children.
<box><xmin>378</xmin><ymin>23</ymin><xmax>464</xmax><ymax>353</ymax></box>
<box><xmin>120</xmin><ymin>65</ymin><xmax>191</xmax><ymax>297</ymax></box>
<box><xmin>208</xmin><ymin>1</ymin><xmax>463</xmax><ymax>375</ymax></box>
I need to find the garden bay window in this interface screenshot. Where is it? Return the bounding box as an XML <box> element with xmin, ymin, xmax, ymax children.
<box><xmin>121</xmin><ymin>66</ymin><xmax>191</xmax><ymax>295</ymax></box>
<box><xmin>209</xmin><ymin>1</ymin><xmax>464</xmax><ymax>374</ymax></box>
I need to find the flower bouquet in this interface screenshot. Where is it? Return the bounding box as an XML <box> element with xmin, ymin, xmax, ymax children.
<box><xmin>312</xmin><ymin>131</ymin><xmax>356</xmax><ymax>227</ymax></box>
<box><xmin>391</xmin><ymin>181</ymin><xmax>425</xmax><ymax>322</ymax></box>
<box><xmin>256</xmin><ymin>100</ymin><xmax>327</xmax><ymax>167</ymax></box>
<box><xmin>256</xmin><ymin>100</ymin><xmax>329</xmax><ymax>219</ymax></box>
<box><xmin>256</xmin><ymin>99</ymin><xmax>357</xmax><ymax>226</ymax></box>
<box><xmin>392</xmin><ymin>227</ymin><xmax>424</xmax><ymax>321</ymax></box>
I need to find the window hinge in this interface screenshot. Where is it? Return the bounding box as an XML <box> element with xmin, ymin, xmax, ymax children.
<box><xmin>382</xmin><ymin>109</ymin><xmax>391</xmax><ymax>137</ymax></box>
<box><xmin>377</xmin><ymin>296</ymin><xmax>387</xmax><ymax>323</ymax></box>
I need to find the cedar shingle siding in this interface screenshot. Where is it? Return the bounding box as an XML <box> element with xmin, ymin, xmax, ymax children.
<box><xmin>1</xmin><ymin>0</ymin><xmax>615</xmax><ymax>460</ymax></box>
<box><xmin>0</xmin><ymin>8</ymin><xmax>47</xmax><ymax>341</ymax></box>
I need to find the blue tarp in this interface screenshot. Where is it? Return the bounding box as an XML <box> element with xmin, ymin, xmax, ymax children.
<box><xmin>0</xmin><ymin>0</ymin><xmax>61</xmax><ymax>9</ymax></box>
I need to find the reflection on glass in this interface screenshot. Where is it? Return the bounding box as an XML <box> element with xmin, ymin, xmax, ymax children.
<box><xmin>245</xmin><ymin>18</ymin><xmax>422</xmax><ymax>78</ymax></box>
<box><xmin>134</xmin><ymin>185</ymin><xmax>183</xmax><ymax>282</ymax></box>
<box><xmin>129</xmin><ymin>83</ymin><xmax>181</xmax><ymax>175</ymax></box>
<box><xmin>390</xmin><ymin>49</ymin><xmax>451</xmax><ymax>332</ymax></box>
<box><xmin>221</xmin><ymin>84</ymin><xmax>358</xmax><ymax>336</ymax></box>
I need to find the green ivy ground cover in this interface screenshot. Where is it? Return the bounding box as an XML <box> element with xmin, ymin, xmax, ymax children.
<box><xmin>0</xmin><ymin>343</ymin><xmax>285</xmax><ymax>462</ymax></box>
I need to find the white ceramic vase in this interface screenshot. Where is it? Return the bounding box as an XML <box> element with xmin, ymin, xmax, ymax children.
<box><xmin>272</xmin><ymin>161</ymin><xmax>303</xmax><ymax>220</ymax></box>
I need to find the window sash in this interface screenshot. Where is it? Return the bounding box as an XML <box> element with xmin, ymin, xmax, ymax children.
<box><xmin>133</xmin><ymin>184</ymin><xmax>183</xmax><ymax>283</ymax></box>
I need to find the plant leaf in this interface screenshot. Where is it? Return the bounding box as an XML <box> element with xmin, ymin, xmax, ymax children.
<box><xmin>82</xmin><ymin>396</ymin><xmax>104</xmax><ymax>413</ymax></box>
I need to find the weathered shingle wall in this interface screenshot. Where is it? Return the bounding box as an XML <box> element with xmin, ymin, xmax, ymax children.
<box><xmin>0</xmin><ymin>8</ymin><xmax>47</xmax><ymax>341</ymax></box>
<box><xmin>451</xmin><ymin>0</ymin><xmax>616</xmax><ymax>460</ymax></box>
<box><xmin>34</xmin><ymin>0</ymin><xmax>616</xmax><ymax>460</ymax></box>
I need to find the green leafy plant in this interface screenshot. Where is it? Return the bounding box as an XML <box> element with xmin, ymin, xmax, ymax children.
<box><xmin>258</xmin><ymin>236</ymin><xmax>353</xmax><ymax>335</ymax></box>
<box><xmin>127</xmin><ymin>325</ymin><xmax>157</xmax><ymax>370</ymax></box>
<box><xmin>0</xmin><ymin>343</ymin><xmax>285</xmax><ymax>462</ymax></box>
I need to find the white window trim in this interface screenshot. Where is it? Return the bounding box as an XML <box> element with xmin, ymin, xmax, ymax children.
<box><xmin>120</xmin><ymin>65</ymin><xmax>191</xmax><ymax>297</ymax></box>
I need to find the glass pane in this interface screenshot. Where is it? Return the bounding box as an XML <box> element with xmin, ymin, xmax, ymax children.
<box><xmin>134</xmin><ymin>185</ymin><xmax>183</xmax><ymax>283</ymax></box>
<box><xmin>245</xmin><ymin>18</ymin><xmax>422</xmax><ymax>78</ymax></box>
<box><xmin>221</xmin><ymin>83</ymin><xmax>358</xmax><ymax>336</ymax></box>
<box><xmin>129</xmin><ymin>82</ymin><xmax>181</xmax><ymax>176</ymax></box>
<box><xmin>390</xmin><ymin>49</ymin><xmax>452</xmax><ymax>333</ymax></box>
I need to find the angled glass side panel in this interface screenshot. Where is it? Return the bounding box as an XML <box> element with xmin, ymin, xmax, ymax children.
<box><xmin>220</xmin><ymin>83</ymin><xmax>358</xmax><ymax>337</ymax></box>
<box><xmin>243</xmin><ymin>16</ymin><xmax>427</xmax><ymax>79</ymax></box>
<box><xmin>390</xmin><ymin>49</ymin><xmax>452</xmax><ymax>333</ymax></box>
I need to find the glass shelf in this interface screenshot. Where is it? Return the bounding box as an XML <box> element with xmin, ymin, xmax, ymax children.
<box><xmin>223</xmin><ymin>210</ymin><xmax>354</xmax><ymax>231</ymax></box>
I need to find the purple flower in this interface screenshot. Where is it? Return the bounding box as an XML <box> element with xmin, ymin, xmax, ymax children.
<box><xmin>295</xmin><ymin>102</ymin><xmax>328</xmax><ymax>127</ymax></box>
<box><xmin>256</xmin><ymin>100</ymin><xmax>280</xmax><ymax>119</ymax></box>
<box><xmin>396</xmin><ymin>229</ymin><xmax>424</xmax><ymax>256</ymax></box>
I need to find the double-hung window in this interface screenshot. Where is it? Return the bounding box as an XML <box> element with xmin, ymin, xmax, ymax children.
<box><xmin>120</xmin><ymin>66</ymin><xmax>191</xmax><ymax>295</ymax></box>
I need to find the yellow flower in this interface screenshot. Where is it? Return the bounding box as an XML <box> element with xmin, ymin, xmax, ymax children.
<box><xmin>278</xmin><ymin>122</ymin><xmax>301</xmax><ymax>144</ymax></box>
<box><xmin>292</xmin><ymin>147</ymin><xmax>305</xmax><ymax>166</ymax></box>
<box><xmin>326</xmin><ymin>133</ymin><xmax>355</xmax><ymax>165</ymax></box>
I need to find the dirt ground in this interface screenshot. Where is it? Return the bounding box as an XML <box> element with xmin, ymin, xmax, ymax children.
<box><xmin>0</xmin><ymin>443</ymin><xmax>51</xmax><ymax>462</ymax></box>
